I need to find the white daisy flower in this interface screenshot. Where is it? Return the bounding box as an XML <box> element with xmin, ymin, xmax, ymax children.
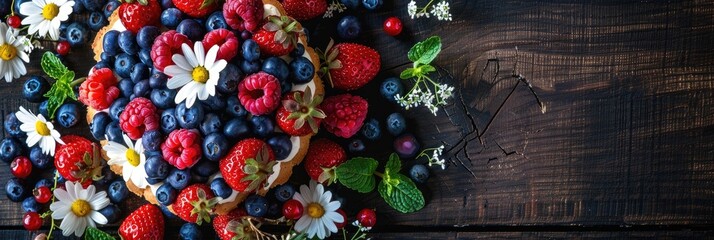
<box><xmin>0</xmin><ymin>22</ymin><xmax>30</xmax><ymax>82</ymax></box>
<box><xmin>20</xmin><ymin>0</ymin><xmax>74</xmax><ymax>40</ymax></box>
<box><xmin>293</xmin><ymin>181</ymin><xmax>344</xmax><ymax>239</ymax></box>
<box><xmin>49</xmin><ymin>181</ymin><xmax>110</xmax><ymax>237</ymax></box>
<box><xmin>103</xmin><ymin>134</ymin><xmax>149</xmax><ymax>189</ymax></box>
<box><xmin>15</xmin><ymin>106</ymin><xmax>64</xmax><ymax>156</ymax></box>
<box><xmin>164</xmin><ymin>41</ymin><xmax>227</xmax><ymax>108</ymax></box>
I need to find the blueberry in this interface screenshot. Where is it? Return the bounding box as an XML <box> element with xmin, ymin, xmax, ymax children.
<box><xmin>139</xmin><ymin>49</ymin><xmax>153</xmax><ymax>67</ymax></box>
<box><xmin>280</xmin><ymin>78</ymin><xmax>292</xmax><ymax>95</ymax></box>
<box><xmin>38</xmin><ymin>100</ymin><xmax>50</xmax><ymax>118</ymax></box>
<box><xmin>103</xmin><ymin>30</ymin><xmax>120</xmax><ymax>56</ymax></box>
<box><xmin>176</xmin><ymin>19</ymin><xmax>205</xmax><ymax>41</ymax></box>
<box><xmin>160</xmin><ymin>8</ymin><xmax>183</xmax><ymax>29</ymax></box>
<box><xmin>223</xmin><ymin>118</ymin><xmax>250</xmax><ymax>140</ymax></box>
<box><xmin>114</xmin><ymin>53</ymin><xmax>137</xmax><ymax>78</ymax></box>
<box><xmin>289</xmin><ymin>57</ymin><xmax>314</xmax><ymax>84</ymax></box>
<box><xmin>242</xmin><ymin>39</ymin><xmax>260</xmax><ymax>61</ymax></box>
<box><xmin>267</xmin><ymin>202</ymin><xmax>281</xmax><ymax>218</ymax></box>
<box><xmin>150</xmin><ymin>88</ymin><xmax>177</xmax><ymax>109</ymax></box>
<box><xmin>71</xmin><ymin>0</ymin><xmax>85</xmax><ymax>14</ymax></box>
<box><xmin>273</xmin><ymin>184</ymin><xmax>295</xmax><ymax>202</ymax></box>
<box><xmin>225</xmin><ymin>96</ymin><xmax>248</xmax><ymax>118</ymax></box>
<box><xmin>22</xmin><ymin>197</ymin><xmax>40</xmax><ymax>212</ymax></box>
<box><xmin>29</xmin><ymin>146</ymin><xmax>52</xmax><ymax>169</ymax></box>
<box><xmin>136</xmin><ymin>26</ymin><xmax>160</xmax><ymax>50</ymax></box>
<box><xmin>199</xmin><ymin>113</ymin><xmax>222</xmax><ymax>135</ymax></box>
<box><xmin>108</xmin><ymin>180</ymin><xmax>128</xmax><ymax>203</ymax></box>
<box><xmin>240</xmin><ymin>30</ymin><xmax>252</xmax><ymax>40</ymax></box>
<box><xmin>180</xmin><ymin>223</ymin><xmax>203</xmax><ymax>240</ymax></box>
<box><xmin>160</xmin><ymin>204</ymin><xmax>178</xmax><ymax>220</ymax></box>
<box><xmin>66</xmin><ymin>22</ymin><xmax>89</xmax><ymax>47</ymax></box>
<box><xmin>118</xmin><ymin>31</ymin><xmax>139</xmax><ymax>55</ymax></box>
<box><xmin>340</xmin><ymin>0</ymin><xmax>360</xmax><ymax>9</ymax></box>
<box><xmin>347</xmin><ymin>138</ymin><xmax>365</xmax><ymax>153</ymax></box>
<box><xmin>192</xmin><ymin>160</ymin><xmax>217</xmax><ymax>177</ymax></box>
<box><xmin>167</xmin><ymin>168</ymin><xmax>190</xmax><ymax>190</ymax></box>
<box><xmin>118</xmin><ymin>78</ymin><xmax>134</xmax><ymax>98</ymax></box>
<box><xmin>386</xmin><ymin>112</ymin><xmax>407</xmax><ymax>136</ymax></box>
<box><xmin>82</xmin><ymin>0</ymin><xmax>107</xmax><ymax>11</ymax></box>
<box><xmin>267</xmin><ymin>134</ymin><xmax>292</xmax><ymax>160</ymax></box>
<box><xmin>240</xmin><ymin>60</ymin><xmax>261</xmax><ymax>75</ymax></box>
<box><xmin>245</xmin><ymin>195</ymin><xmax>268</xmax><ymax>217</ymax></box>
<box><xmin>109</xmin><ymin>97</ymin><xmax>129</xmax><ymax>121</ymax></box>
<box><xmin>160</xmin><ymin>108</ymin><xmax>179</xmax><ymax>134</ymax></box>
<box><xmin>410</xmin><ymin>164</ymin><xmax>430</xmax><ymax>183</ymax></box>
<box><xmin>361</xmin><ymin>118</ymin><xmax>381</xmax><ymax>141</ymax></box>
<box><xmin>202</xmin><ymin>133</ymin><xmax>228</xmax><ymax>161</ymax></box>
<box><xmin>103</xmin><ymin>0</ymin><xmax>120</xmax><ymax>18</ymax></box>
<box><xmin>132</xmin><ymin>79</ymin><xmax>151</xmax><ymax>99</ymax></box>
<box><xmin>205</xmin><ymin>11</ymin><xmax>227</xmax><ymax>31</ymax></box>
<box><xmin>144</xmin><ymin>155</ymin><xmax>170</xmax><ymax>180</ymax></box>
<box><xmin>176</xmin><ymin>102</ymin><xmax>204</xmax><ymax>129</ymax></box>
<box><xmin>4</xmin><ymin>113</ymin><xmax>24</xmax><ymax>138</ymax></box>
<box><xmin>96</xmin><ymin>165</ymin><xmax>117</xmax><ymax>186</ymax></box>
<box><xmin>217</xmin><ymin>63</ymin><xmax>242</xmax><ymax>94</ymax></box>
<box><xmin>361</xmin><ymin>0</ymin><xmax>382</xmax><ymax>10</ymax></box>
<box><xmin>57</xmin><ymin>102</ymin><xmax>81</xmax><ymax>128</ymax></box>
<box><xmin>380</xmin><ymin>77</ymin><xmax>404</xmax><ymax>103</ymax></box>
<box><xmin>0</xmin><ymin>138</ymin><xmax>22</xmax><ymax>163</ymax></box>
<box><xmin>149</xmin><ymin>71</ymin><xmax>168</xmax><ymax>89</ymax></box>
<box><xmin>337</xmin><ymin>15</ymin><xmax>361</xmax><ymax>39</ymax></box>
<box><xmin>99</xmin><ymin>205</ymin><xmax>121</xmax><ymax>224</ymax></box>
<box><xmin>55</xmin><ymin>170</ymin><xmax>66</xmax><ymax>184</ymax></box>
<box><xmin>160</xmin><ymin>0</ymin><xmax>174</xmax><ymax>8</ymax></box>
<box><xmin>156</xmin><ymin>184</ymin><xmax>177</xmax><ymax>205</ymax></box>
<box><xmin>22</xmin><ymin>76</ymin><xmax>50</xmax><ymax>103</ymax></box>
<box><xmin>88</xmin><ymin>11</ymin><xmax>108</xmax><ymax>31</ymax></box>
<box><xmin>290</xmin><ymin>43</ymin><xmax>305</xmax><ymax>58</ymax></box>
<box><xmin>250</xmin><ymin>115</ymin><xmax>274</xmax><ymax>138</ymax></box>
<box><xmin>262</xmin><ymin>57</ymin><xmax>289</xmax><ymax>82</ymax></box>
<box><xmin>105</xmin><ymin>121</ymin><xmax>122</xmax><ymax>142</ymax></box>
<box><xmin>210</xmin><ymin>178</ymin><xmax>232</xmax><ymax>199</ymax></box>
<box><xmin>100</xmin><ymin>52</ymin><xmax>114</xmax><ymax>65</ymax></box>
<box><xmin>142</xmin><ymin>130</ymin><xmax>162</xmax><ymax>151</ymax></box>
<box><xmin>200</xmin><ymin>94</ymin><xmax>226</xmax><ymax>112</ymax></box>
<box><xmin>130</xmin><ymin>63</ymin><xmax>150</xmax><ymax>82</ymax></box>
<box><xmin>394</xmin><ymin>133</ymin><xmax>420</xmax><ymax>159</ymax></box>
<box><xmin>35</xmin><ymin>179</ymin><xmax>53</xmax><ymax>189</ymax></box>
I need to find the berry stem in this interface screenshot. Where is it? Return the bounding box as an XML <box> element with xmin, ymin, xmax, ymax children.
<box><xmin>46</xmin><ymin>171</ymin><xmax>59</xmax><ymax>240</ymax></box>
<box><xmin>374</xmin><ymin>172</ymin><xmax>385</xmax><ymax>178</ymax></box>
<box><xmin>70</xmin><ymin>77</ymin><xmax>86</xmax><ymax>87</ymax></box>
<box><xmin>418</xmin><ymin>0</ymin><xmax>437</xmax><ymax>14</ymax></box>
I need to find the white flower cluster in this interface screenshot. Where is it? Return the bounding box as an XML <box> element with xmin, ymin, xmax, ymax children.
<box><xmin>395</xmin><ymin>82</ymin><xmax>454</xmax><ymax>116</ymax></box>
<box><xmin>408</xmin><ymin>0</ymin><xmax>452</xmax><ymax>21</ymax></box>
<box><xmin>352</xmin><ymin>220</ymin><xmax>373</xmax><ymax>232</ymax></box>
<box><xmin>323</xmin><ymin>1</ymin><xmax>347</xmax><ymax>18</ymax></box>
<box><xmin>417</xmin><ymin>145</ymin><xmax>447</xmax><ymax>170</ymax></box>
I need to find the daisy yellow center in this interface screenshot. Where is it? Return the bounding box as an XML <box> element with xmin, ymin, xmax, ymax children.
<box><xmin>126</xmin><ymin>149</ymin><xmax>140</xmax><ymax>167</ymax></box>
<box><xmin>307</xmin><ymin>203</ymin><xmax>325</xmax><ymax>218</ymax></box>
<box><xmin>0</xmin><ymin>44</ymin><xmax>17</xmax><ymax>61</ymax></box>
<box><xmin>192</xmin><ymin>66</ymin><xmax>209</xmax><ymax>83</ymax></box>
<box><xmin>35</xmin><ymin>121</ymin><xmax>51</xmax><ymax>136</ymax></box>
<box><xmin>42</xmin><ymin>3</ymin><xmax>60</xmax><ymax>20</ymax></box>
<box><xmin>71</xmin><ymin>200</ymin><xmax>92</xmax><ymax>217</ymax></box>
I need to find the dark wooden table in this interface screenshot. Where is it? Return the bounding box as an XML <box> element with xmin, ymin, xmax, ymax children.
<box><xmin>2</xmin><ymin>0</ymin><xmax>714</xmax><ymax>239</ymax></box>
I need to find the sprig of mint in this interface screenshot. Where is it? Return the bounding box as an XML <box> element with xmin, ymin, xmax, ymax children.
<box><xmin>335</xmin><ymin>153</ymin><xmax>425</xmax><ymax>213</ymax></box>
<box><xmin>400</xmin><ymin>36</ymin><xmax>441</xmax><ymax>80</ymax></box>
<box><xmin>41</xmin><ymin>51</ymin><xmax>82</xmax><ymax>119</ymax></box>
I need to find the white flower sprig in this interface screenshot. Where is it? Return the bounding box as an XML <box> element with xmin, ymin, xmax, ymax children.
<box><xmin>396</xmin><ymin>36</ymin><xmax>454</xmax><ymax>115</ymax></box>
<box><xmin>323</xmin><ymin>0</ymin><xmax>347</xmax><ymax>18</ymax></box>
<box><xmin>408</xmin><ymin>0</ymin><xmax>452</xmax><ymax>21</ymax></box>
<box><xmin>417</xmin><ymin>145</ymin><xmax>446</xmax><ymax>169</ymax></box>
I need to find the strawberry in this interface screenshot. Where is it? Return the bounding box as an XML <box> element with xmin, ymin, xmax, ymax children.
<box><xmin>320</xmin><ymin>94</ymin><xmax>368</xmax><ymax>138</ymax></box>
<box><xmin>119</xmin><ymin>204</ymin><xmax>165</xmax><ymax>240</ymax></box>
<box><xmin>172</xmin><ymin>184</ymin><xmax>218</xmax><ymax>225</ymax></box>
<box><xmin>172</xmin><ymin>0</ymin><xmax>219</xmax><ymax>18</ymax></box>
<box><xmin>283</xmin><ymin>0</ymin><xmax>328</xmax><ymax>21</ymax></box>
<box><xmin>276</xmin><ymin>86</ymin><xmax>326</xmax><ymax>136</ymax></box>
<box><xmin>213</xmin><ymin>209</ymin><xmax>254</xmax><ymax>240</ymax></box>
<box><xmin>304</xmin><ymin>138</ymin><xmax>346</xmax><ymax>184</ymax></box>
<box><xmin>219</xmin><ymin>138</ymin><xmax>276</xmax><ymax>193</ymax></box>
<box><xmin>118</xmin><ymin>0</ymin><xmax>161</xmax><ymax>33</ymax></box>
<box><xmin>253</xmin><ymin>16</ymin><xmax>303</xmax><ymax>57</ymax></box>
<box><xmin>322</xmin><ymin>40</ymin><xmax>381</xmax><ymax>90</ymax></box>
<box><xmin>54</xmin><ymin>135</ymin><xmax>103</xmax><ymax>187</ymax></box>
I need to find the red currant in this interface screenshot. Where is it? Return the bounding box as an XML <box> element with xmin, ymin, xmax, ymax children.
<box><xmin>356</xmin><ymin>208</ymin><xmax>377</xmax><ymax>227</ymax></box>
<box><xmin>56</xmin><ymin>41</ymin><xmax>71</xmax><ymax>56</ymax></box>
<box><xmin>7</xmin><ymin>15</ymin><xmax>21</xmax><ymax>29</ymax></box>
<box><xmin>23</xmin><ymin>212</ymin><xmax>43</xmax><ymax>231</ymax></box>
<box><xmin>11</xmin><ymin>156</ymin><xmax>32</xmax><ymax>179</ymax></box>
<box><xmin>335</xmin><ymin>209</ymin><xmax>347</xmax><ymax>229</ymax></box>
<box><xmin>383</xmin><ymin>17</ymin><xmax>403</xmax><ymax>36</ymax></box>
<box><xmin>33</xmin><ymin>186</ymin><xmax>52</xmax><ymax>204</ymax></box>
<box><xmin>282</xmin><ymin>199</ymin><xmax>304</xmax><ymax>220</ymax></box>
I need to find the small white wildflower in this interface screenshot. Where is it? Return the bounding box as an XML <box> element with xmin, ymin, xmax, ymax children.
<box><xmin>430</xmin><ymin>1</ymin><xmax>452</xmax><ymax>21</ymax></box>
<box><xmin>408</xmin><ymin>0</ymin><xmax>418</xmax><ymax>18</ymax></box>
<box><xmin>324</xmin><ymin>2</ymin><xmax>346</xmax><ymax>18</ymax></box>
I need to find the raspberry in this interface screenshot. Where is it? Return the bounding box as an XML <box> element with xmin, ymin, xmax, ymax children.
<box><xmin>79</xmin><ymin>68</ymin><xmax>120</xmax><ymax>110</ymax></box>
<box><xmin>238</xmin><ymin>72</ymin><xmax>282</xmax><ymax>116</ymax></box>
<box><xmin>119</xmin><ymin>97</ymin><xmax>160</xmax><ymax>140</ymax></box>
<box><xmin>320</xmin><ymin>94</ymin><xmax>368</xmax><ymax>138</ymax></box>
<box><xmin>223</xmin><ymin>0</ymin><xmax>264</xmax><ymax>32</ymax></box>
<box><xmin>161</xmin><ymin>129</ymin><xmax>201</xmax><ymax>170</ymax></box>
<box><xmin>202</xmin><ymin>29</ymin><xmax>240</xmax><ymax>61</ymax></box>
<box><xmin>151</xmin><ymin>30</ymin><xmax>192</xmax><ymax>72</ymax></box>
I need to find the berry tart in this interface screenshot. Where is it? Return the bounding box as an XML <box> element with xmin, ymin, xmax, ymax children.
<box><xmin>82</xmin><ymin>0</ymin><xmax>325</xmax><ymax>215</ymax></box>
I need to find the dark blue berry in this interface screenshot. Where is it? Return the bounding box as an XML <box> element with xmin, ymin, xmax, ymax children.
<box><xmin>180</xmin><ymin>223</ymin><xmax>203</xmax><ymax>240</ymax></box>
<box><xmin>139</xmin><ymin>49</ymin><xmax>153</xmax><ymax>67</ymax></box>
<box><xmin>176</xmin><ymin>19</ymin><xmax>205</xmax><ymax>41</ymax></box>
<box><xmin>101</xmin><ymin>52</ymin><xmax>114</xmax><ymax>65</ymax></box>
<box><xmin>88</xmin><ymin>11</ymin><xmax>108</xmax><ymax>31</ymax></box>
<box><xmin>103</xmin><ymin>30</ymin><xmax>120</xmax><ymax>56</ymax></box>
<box><xmin>132</xmin><ymin>79</ymin><xmax>151</xmax><ymax>99</ymax></box>
<box><xmin>99</xmin><ymin>205</ymin><xmax>121</xmax><ymax>224</ymax></box>
<box><xmin>160</xmin><ymin>0</ymin><xmax>174</xmax><ymax>8</ymax></box>
<box><xmin>273</xmin><ymin>184</ymin><xmax>295</xmax><ymax>202</ymax></box>
<box><xmin>105</xmin><ymin>121</ymin><xmax>122</xmax><ymax>143</ymax></box>
<box><xmin>156</xmin><ymin>184</ymin><xmax>177</xmax><ymax>205</ymax></box>
<box><xmin>150</xmin><ymin>88</ymin><xmax>177</xmax><ymax>109</ymax></box>
<box><xmin>240</xmin><ymin>30</ymin><xmax>251</xmax><ymax>40</ymax></box>
<box><xmin>29</xmin><ymin>146</ymin><xmax>52</xmax><ymax>169</ymax></box>
<box><xmin>192</xmin><ymin>160</ymin><xmax>217</xmax><ymax>177</ymax></box>
<box><xmin>242</xmin><ymin>39</ymin><xmax>260</xmax><ymax>61</ymax></box>
<box><xmin>347</xmin><ymin>138</ymin><xmax>365</xmax><ymax>153</ymax></box>
<box><xmin>340</xmin><ymin>0</ymin><xmax>360</xmax><ymax>9</ymax></box>
<box><xmin>66</xmin><ymin>22</ymin><xmax>89</xmax><ymax>47</ymax></box>
<box><xmin>0</xmin><ymin>138</ymin><xmax>22</xmax><ymax>163</ymax></box>
<box><xmin>267</xmin><ymin>135</ymin><xmax>292</xmax><ymax>160</ymax></box>
<box><xmin>114</xmin><ymin>53</ymin><xmax>137</xmax><ymax>78</ymax></box>
<box><xmin>96</xmin><ymin>165</ymin><xmax>117</xmax><ymax>186</ymax></box>
<box><xmin>386</xmin><ymin>112</ymin><xmax>407</xmax><ymax>136</ymax></box>
<box><xmin>200</xmin><ymin>113</ymin><xmax>222</xmax><ymax>135</ymax></box>
<box><xmin>217</xmin><ymin>63</ymin><xmax>242</xmax><ymax>94</ymax></box>
<box><xmin>149</xmin><ymin>71</ymin><xmax>168</xmax><ymax>89</ymax></box>
<box><xmin>167</xmin><ymin>168</ymin><xmax>190</xmax><ymax>190</ymax></box>
<box><xmin>176</xmin><ymin>102</ymin><xmax>204</xmax><ymax>129</ymax></box>
<box><xmin>210</xmin><ymin>178</ymin><xmax>232</xmax><ymax>199</ymax></box>
<box><xmin>245</xmin><ymin>195</ymin><xmax>268</xmax><ymax>217</ymax></box>
<box><xmin>38</xmin><ymin>100</ymin><xmax>49</xmax><ymax>118</ymax></box>
<box><xmin>225</xmin><ymin>96</ymin><xmax>248</xmax><ymax>118</ymax></box>
<box><xmin>262</xmin><ymin>57</ymin><xmax>289</xmax><ymax>82</ymax></box>
<box><xmin>142</xmin><ymin>130</ymin><xmax>162</xmax><ymax>151</ymax></box>
<box><xmin>130</xmin><ymin>63</ymin><xmax>150</xmax><ymax>82</ymax></box>
<box><xmin>202</xmin><ymin>133</ymin><xmax>228</xmax><ymax>161</ymax></box>
<box><xmin>205</xmin><ymin>11</ymin><xmax>227</xmax><ymax>31</ymax></box>
<box><xmin>200</xmin><ymin>94</ymin><xmax>226</xmax><ymax>112</ymax></box>
<box><xmin>109</xmin><ymin>97</ymin><xmax>129</xmax><ymax>121</ymax></box>
<box><xmin>250</xmin><ymin>115</ymin><xmax>274</xmax><ymax>138</ymax></box>
<box><xmin>118</xmin><ymin>78</ymin><xmax>134</xmax><ymax>98</ymax></box>
<box><xmin>361</xmin><ymin>118</ymin><xmax>381</xmax><ymax>141</ymax></box>
<box><xmin>118</xmin><ymin>31</ymin><xmax>139</xmax><ymax>55</ymax></box>
<box><xmin>240</xmin><ymin>60</ymin><xmax>261</xmax><ymax>75</ymax></box>
<box><xmin>82</xmin><ymin>0</ymin><xmax>107</xmax><ymax>12</ymax></box>
<box><xmin>103</xmin><ymin>0</ymin><xmax>120</xmax><ymax>18</ymax></box>
<box><xmin>4</xmin><ymin>113</ymin><xmax>25</xmax><ymax>138</ymax></box>
<box><xmin>380</xmin><ymin>77</ymin><xmax>404</xmax><ymax>103</ymax></box>
<box><xmin>223</xmin><ymin>118</ymin><xmax>250</xmax><ymax>140</ymax></box>
<box><xmin>160</xmin><ymin>108</ymin><xmax>179</xmax><ymax>134</ymax></box>
<box><xmin>136</xmin><ymin>26</ymin><xmax>160</xmax><ymax>50</ymax></box>
<box><xmin>23</xmin><ymin>76</ymin><xmax>50</xmax><ymax>103</ymax></box>
<box><xmin>289</xmin><ymin>57</ymin><xmax>314</xmax><ymax>84</ymax></box>
<box><xmin>94</xmin><ymin>61</ymin><xmax>111</xmax><ymax>70</ymax></box>
<box><xmin>71</xmin><ymin>0</ymin><xmax>85</xmax><ymax>15</ymax></box>
<box><xmin>145</xmin><ymin>155</ymin><xmax>170</xmax><ymax>180</ymax></box>
<box><xmin>290</xmin><ymin>43</ymin><xmax>305</xmax><ymax>58</ymax></box>
<box><xmin>22</xmin><ymin>197</ymin><xmax>40</xmax><ymax>212</ymax></box>
<box><xmin>409</xmin><ymin>164</ymin><xmax>430</xmax><ymax>183</ymax></box>
<box><xmin>108</xmin><ymin>180</ymin><xmax>128</xmax><ymax>203</ymax></box>
<box><xmin>361</xmin><ymin>0</ymin><xmax>382</xmax><ymax>10</ymax></box>
<box><xmin>35</xmin><ymin>179</ymin><xmax>53</xmax><ymax>189</ymax></box>
<box><xmin>161</xmin><ymin>8</ymin><xmax>183</xmax><ymax>29</ymax></box>
<box><xmin>337</xmin><ymin>15</ymin><xmax>361</xmax><ymax>39</ymax></box>
<box><xmin>57</xmin><ymin>102</ymin><xmax>81</xmax><ymax>128</ymax></box>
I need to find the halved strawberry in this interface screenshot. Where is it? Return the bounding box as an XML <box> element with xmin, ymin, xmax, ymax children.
<box><xmin>172</xmin><ymin>184</ymin><xmax>217</xmax><ymax>225</ymax></box>
<box><xmin>322</xmin><ymin>40</ymin><xmax>381</xmax><ymax>91</ymax></box>
<box><xmin>219</xmin><ymin>139</ymin><xmax>276</xmax><ymax>193</ymax></box>
<box><xmin>253</xmin><ymin>16</ymin><xmax>303</xmax><ymax>57</ymax></box>
<box><xmin>276</xmin><ymin>86</ymin><xmax>326</xmax><ymax>136</ymax></box>
<box><xmin>119</xmin><ymin>204</ymin><xmax>165</xmax><ymax>240</ymax></box>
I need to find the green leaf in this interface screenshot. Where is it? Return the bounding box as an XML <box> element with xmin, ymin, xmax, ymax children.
<box><xmin>84</xmin><ymin>227</ymin><xmax>116</xmax><ymax>240</ymax></box>
<box><xmin>43</xmin><ymin>79</ymin><xmax>75</xmax><ymax>119</ymax></box>
<box><xmin>385</xmin><ymin>153</ymin><xmax>401</xmax><ymax>176</ymax></box>
<box><xmin>400</xmin><ymin>68</ymin><xmax>416</xmax><ymax>80</ymax></box>
<box><xmin>335</xmin><ymin>157</ymin><xmax>378</xmax><ymax>193</ymax></box>
<box><xmin>378</xmin><ymin>174</ymin><xmax>425</xmax><ymax>213</ymax></box>
<box><xmin>407</xmin><ymin>36</ymin><xmax>442</xmax><ymax>65</ymax></box>
<box><xmin>419</xmin><ymin>64</ymin><xmax>436</xmax><ymax>75</ymax></box>
<box><xmin>41</xmin><ymin>51</ymin><xmax>69</xmax><ymax>80</ymax></box>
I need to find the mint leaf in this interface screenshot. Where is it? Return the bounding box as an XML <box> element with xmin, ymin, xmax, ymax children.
<box><xmin>378</xmin><ymin>174</ymin><xmax>425</xmax><ymax>213</ymax></box>
<box><xmin>43</xmin><ymin>79</ymin><xmax>74</xmax><ymax>119</ymax></box>
<box><xmin>385</xmin><ymin>153</ymin><xmax>401</xmax><ymax>175</ymax></box>
<box><xmin>400</xmin><ymin>68</ymin><xmax>416</xmax><ymax>80</ymax></box>
<box><xmin>418</xmin><ymin>64</ymin><xmax>436</xmax><ymax>75</ymax></box>
<box><xmin>84</xmin><ymin>227</ymin><xmax>116</xmax><ymax>240</ymax></box>
<box><xmin>335</xmin><ymin>157</ymin><xmax>378</xmax><ymax>193</ymax></box>
<box><xmin>41</xmin><ymin>51</ymin><xmax>69</xmax><ymax>80</ymax></box>
<box><xmin>407</xmin><ymin>36</ymin><xmax>442</xmax><ymax>65</ymax></box>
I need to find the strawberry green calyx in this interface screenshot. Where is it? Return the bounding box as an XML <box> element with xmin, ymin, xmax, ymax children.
<box><xmin>120</xmin><ymin>0</ymin><xmax>148</xmax><ymax>5</ymax></box>
<box><xmin>283</xmin><ymin>86</ymin><xmax>326</xmax><ymax>133</ymax></box>
<box><xmin>318</xmin><ymin>166</ymin><xmax>337</xmax><ymax>185</ymax></box>
<box><xmin>72</xmin><ymin>144</ymin><xmax>104</xmax><ymax>183</ymax></box>
<box><xmin>226</xmin><ymin>218</ymin><xmax>257</xmax><ymax>240</ymax></box>
<box><xmin>189</xmin><ymin>188</ymin><xmax>218</xmax><ymax>225</ymax></box>
<box><xmin>241</xmin><ymin>146</ymin><xmax>277</xmax><ymax>193</ymax></box>
<box><xmin>199</xmin><ymin>0</ymin><xmax>216</xmax><ymax>9</ymax></box>
<box><xmin>319</xmin><ymin>39</ymin><xmax>342</xmax><ymax>87</ymax></box>
<box><xmin>263</xmin><ymin>16</ymin><xmax>303</xmax><ymax>49</ymax></box>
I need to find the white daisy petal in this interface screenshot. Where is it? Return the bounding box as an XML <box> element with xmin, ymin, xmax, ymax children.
<box><xmin>172</xmin><ymin>54</ymin><xmax>193</xmax><ymax>71</ymax></box>
<box><xmin>60</xmin><ymin>214</ymin><xmax>77</xmax><ymax>236</ymax></box>
<box><xmin>182</xmin><ymin>43</ymin><xmax>198</xmax><ymax>67</ymax></box>
<box><xmin>26</xmin><ymin>133</ymin><xmax>41</xmax><ymax>147</ymax></box>
<box><xmin>194</xmin><ymin>41</ymin><xmax>205</xmax><ymax>65</ymax></box>
<box><xmin>74</xmin><ymin>217</ymin><xmax>87</xmax><ymax>237</ymax></box>
<box><xmin>204</xmin><ymin>45</ymin><xmax>219</xmax><ymax>69</ymax></box>
<box><xmin>295</xmin><ymin>216</ymin><xmax>310</xmax><ymax>232</ymax></box>
<box><xmin>167</xmin><ymin>73</ymin><xmax>193</xmax><ymax>89</ymax></box>
<box><xmin>164</xmin><ymin>64</ymin><xmax>187</xmax><ymax>77</ymax></box>
<box><xmin>90</xmin><ymin>211</ymin><xmax>108</xmax><ymax>225</ymax></box>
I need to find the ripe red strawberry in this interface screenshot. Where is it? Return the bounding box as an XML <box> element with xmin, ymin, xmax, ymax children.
<box><xmin>172</xmin><ymin>184</ymin><xmax>217</xmax><ymax>225</ymax></box>
<box><xmin>119</xmin><ymin>204</ymin><xmax>165</xmax><ymax>240</ymax></box>
<box><xmin>118</xmin><ymin>0</ymin><xmax>161</xmax><ymax>33</ymax></box>
<box><xmin>203</xmin><ymin>29</ymin><xmax>240</xmax><ymax>61</ymax></box>
<box><xmin>323</xmin><ymin>41</ymin><xmax>381</xmax><ymax>90</ymax></box>
<box><xmin>79</xmin><ymin>68</ymin><xmax>120</xmax><ymax>110</ymax></box>
<box><xmin>219</xmin><ymin>138</ymin><xmax>276</xmax><ymax>193</ymax></box>
<box><xmin>213</xmin><ymin>209</ymin><xmax>251</xmax><ymax>240</ymax></box>
<box><xmin>151</xmin><ymin>30</ymin><xmax>192</xmax><ymax>72</ymax></box>
<box><xmin>275</xmin><ymin>87</ymin><xmax>326</xmax><ymax>136</ymax></box>
<box><xmin>304</xmin><ymin>138</ymin><xmax>346</xmax><ymax>184</ymax></box>
<box><xmin>54</xmin><ymin>135</ymin><xmax>103</xmax><ymax>187</ymax></box>
<box><xmin>238</xmin><ymin>72</ymin><xmax>282</xmax><ymax>115</ymax></box>
<box><xmin>320</xmin><ymin>94</ymin><xmax>368</xmax><ymax>138</ymax></box>
<box><xmin>283</xmin><ymin>0</ymin><xmax>328</xmax><ymax>21</ymax></box>
<box><xmin>223</xmin><ymin>0</ymin><xmax>263</xmax><ymax>32</ymax></box>
<box><xmin>173</xmin><ymin>0</ymin><xmax>219</xmax><ymax>18</ymax></box>
<box><xmin>253</xmin><ymin>16</ymin><xmax>303</xmax><ymax>57</ymax></box>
